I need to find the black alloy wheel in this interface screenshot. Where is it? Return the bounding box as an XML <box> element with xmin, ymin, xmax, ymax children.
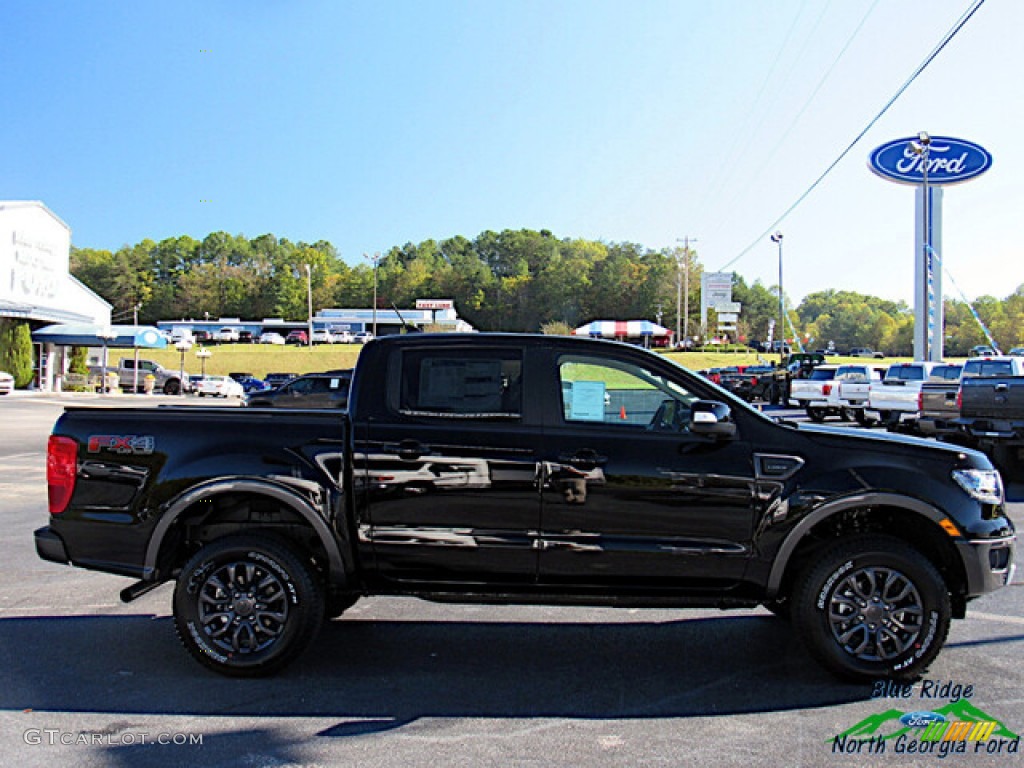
<box><xmin>173</xmin><ymin>534</ymin><xmax>323</xmax><ymax>676</ymax></box>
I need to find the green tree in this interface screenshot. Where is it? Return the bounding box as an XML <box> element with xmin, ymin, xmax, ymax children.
<box><xmin>0</xmin><ymin>320</ymin><xmax>33</xmax><ymax>387</ymax></box>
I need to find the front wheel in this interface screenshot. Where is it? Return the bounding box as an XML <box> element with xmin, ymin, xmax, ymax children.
<box><xmin>792</xmin><ymin>535</ymin><xmax>950</xmax><ymax>681</ymax></box>
<box><xmin>173</xmin><ymin>534</ymin><xmax>324</xmax><ymax>677</ymax></box>
<box><xmin>163</xmin><ymin>379</ymin><xmax>181</xmax><ymax>396</ymax></box>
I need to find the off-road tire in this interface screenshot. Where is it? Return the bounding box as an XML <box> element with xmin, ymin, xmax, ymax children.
<box><xmin>792</xmin><ymin>534</ymin><xmax>950</xmax><ymax>681</ymax></box>
<box><xmin>806</xmin><ymin>406</ymin><xmax>827</xmax><ymax>423</ymax></box>
<box><xmin>173</xmin><ymin>534</ymin><xmax>324</xmax><ymax>677</ymax></box>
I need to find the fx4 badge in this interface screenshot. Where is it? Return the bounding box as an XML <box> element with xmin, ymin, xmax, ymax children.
<box><xmin>87</xmin><ymin>435</ymin><xmax>156</xmax><ymax>455</ymax></box>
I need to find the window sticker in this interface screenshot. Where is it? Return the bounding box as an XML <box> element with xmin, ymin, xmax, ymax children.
<box><xmin>569</xmin><ymin>380</ymin><xmax>606</xmax><ymax>422</ymax></box>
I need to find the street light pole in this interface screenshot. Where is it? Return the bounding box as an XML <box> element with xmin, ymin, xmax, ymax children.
<box><xmin>305</xmin><ymin>264</ymin><xmax>313</xmax><ymax>348</ymax></box>
<box><xmin>174</xmin><ymin>339</ymin><xmax>192</xmax><ymax>397</ymax></box>
<box><xmin>911</xmin><ymin>131</ymin><xmax>933</xmax><ymax>360</ymax></box>
<box><xmin>196</xmin><ymin>347</ymin><xmax>211</xmax><ymax>377</ymax></box>
<box><xmin>97</xmin><ymin>327</ymin><xmax>117</xmax><ymax>395</ymax></box>
<box><xmin>365</xmin><ymin>252</ymin><xmax>380</xmax><ymax>337</ymax></box>
<box><xmin>771</xmin><ymin>232</ymin><xmax>784</xmax><ymax>365</ymax></box>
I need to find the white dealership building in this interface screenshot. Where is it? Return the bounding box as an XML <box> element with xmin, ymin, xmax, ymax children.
<box><xmin>0</xmin><ymin>201</ymin><xmax>112</xmax><ymax>388</ymax></box>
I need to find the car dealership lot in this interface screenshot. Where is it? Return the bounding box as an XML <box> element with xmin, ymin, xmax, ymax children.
<box><xmin>2</xmin><ymin>395</ymin><xmax>1023</xmax><ymax>767</ymax></box>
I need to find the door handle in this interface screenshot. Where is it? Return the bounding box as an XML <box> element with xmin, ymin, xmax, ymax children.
<box><xmin>386</xmin><ymin>440</ymin><xmax>427</xmax><ymax>460</ymax></box>
<box><xmin>557</xmin><ymin>450</ymin><xmax>607</xmax><ymax>470</ymax></box>
<box><xmin>995</xmin><ymin>383</ymin><xmax>1009</xmax><ymax>393</ymax></box>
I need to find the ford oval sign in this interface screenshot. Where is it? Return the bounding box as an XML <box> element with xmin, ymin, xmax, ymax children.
<box><xmin>869</xmin><ymin>136</ymin><xmax>992</xmax><ymax>186</ymax></box>
<box><xmin>899</xmin><ymin>711</ymin><xmax>947</xmax><ymax>729</ymax></box>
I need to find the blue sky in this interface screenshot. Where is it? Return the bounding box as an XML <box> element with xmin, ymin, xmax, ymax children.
<box><xmin>3</xmin><ymin>0</ymin><xmax>1020</xmax><ymax>306</ymax></box>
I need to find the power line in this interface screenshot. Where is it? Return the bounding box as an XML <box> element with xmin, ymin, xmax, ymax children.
<box><xmin>717</xmin><ymin>0</ymin><xmax>987</xmax><ymax>273</ymax></box>
<box><xmin>731</xmin><ymin>0</ymin><xmax>881</xmax><ymax>213</ymax></box>
<box><xmin>693</xmin><ymin>2</ymin><xmax>809</xmax><ymax>226</ymax></box>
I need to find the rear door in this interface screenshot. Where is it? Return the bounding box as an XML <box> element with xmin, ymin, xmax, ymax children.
<box><xmin>358</xmin><ymin>343</ymin><xmax>542</xmax><ymax>584</ymax></box>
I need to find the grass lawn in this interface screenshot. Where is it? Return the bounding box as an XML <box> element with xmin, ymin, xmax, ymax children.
<box><xmin>143</xmin><ymin>343</ymin><xmax>365</xmax><ymax>379</ymax></box>
<box><xmin>138</xmin><ymin>341</ymin><xmax>925</xmax><ymax>381</ymax></box>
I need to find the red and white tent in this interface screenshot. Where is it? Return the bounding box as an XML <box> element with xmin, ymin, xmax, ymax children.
<box><xmin>573</xmin><ymin>320</ymin><xmax>671</xmax><ymax>338</ymax></box>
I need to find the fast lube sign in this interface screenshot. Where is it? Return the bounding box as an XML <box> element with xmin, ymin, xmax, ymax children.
<box><xmin>869</xmin><ymin>136</ymin><xmax>992</xmax><ymax>361</ymax></box>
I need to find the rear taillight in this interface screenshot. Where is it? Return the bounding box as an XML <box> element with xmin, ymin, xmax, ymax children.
<box><xmin>750</xmin><ymin>377</ymin><xmax>758</xmax><ymax>385</ymax></box>
<box><xmin>47</xmin><ymin>435</ymin><xmax>78</xmax><ymax>515</ymax></box>
<box><xmin>918</xmin><ymin>392</ymin><xmax>924</xmax><ymax>410</ymax></box>
<box><xmin>956</xmin><ymin>387</ymin><xmax>963</xmax><ymax>410</ymax></box>
<box><xmin>823</xmin><ymin>384</ymin><xmax>832</xmax><ymax>395</ymax></box>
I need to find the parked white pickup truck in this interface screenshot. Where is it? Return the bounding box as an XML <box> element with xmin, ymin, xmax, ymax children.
<box><xmin>836</xmin><ymin>364</ymin><xmax>887</xmax><ymax>425</ymax></box>
<box><xmin>865</xmin><ymin>361</ymin><xmax>940</xmax><ymax>429</ymax></box>
<box><xmin>788</xmin><ymin>364</ymin><xmax>842</xmax><ymax>421</ymax></box>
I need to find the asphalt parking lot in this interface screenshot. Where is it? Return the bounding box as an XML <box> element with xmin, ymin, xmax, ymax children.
<box><xmin>1</xmin><ymin>392</ymin><xmax>1023</xmax><ymax>767</ymax></box>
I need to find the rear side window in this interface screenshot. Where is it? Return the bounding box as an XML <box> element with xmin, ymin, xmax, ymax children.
<box><xmin>398</xmin><ymin>349</ymin><xmax>522</xmax><ymax>419</ymax></box>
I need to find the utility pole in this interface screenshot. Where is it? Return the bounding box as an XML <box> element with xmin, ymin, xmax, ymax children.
<box><xmin>675</xmin><ymin>236</ymin><xmax>697</xmax><ymax>347</ymax></box>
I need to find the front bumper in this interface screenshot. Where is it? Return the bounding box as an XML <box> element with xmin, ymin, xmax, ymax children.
<box><xmin>34</xmin><ymin>526</ymin><xmax>70</xmax><ymax>565</ymax></box>
<box><xmin>957</xmin><ymin>534</ymin><xmax>1016</xmax><ymax>597</ymax></box>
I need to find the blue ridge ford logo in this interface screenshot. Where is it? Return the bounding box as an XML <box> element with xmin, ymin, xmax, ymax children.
<box><xmin>869</xmin><ymin>136</ymin><xmax>992</xmax><ymax>185</ymax></box>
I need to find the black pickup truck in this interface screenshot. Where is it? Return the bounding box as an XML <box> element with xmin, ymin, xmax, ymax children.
<box><xmin>35</xmin><ymin>334</ymin><xmax>1015</xmax><ymax>680</ymax></box>
<box><xmin>956</xmin><ymin>357</ymin><xmax>1024</xmax><ymax>470</ymax></box>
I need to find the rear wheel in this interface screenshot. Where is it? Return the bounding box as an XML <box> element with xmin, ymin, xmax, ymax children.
<box><xmin>855</xmin><ymin>410</ymin><xmax>876</xmax><ymax>427</ymax></box>
<box><xmin>792</xmin><ymin>535</ymin><xmax>950</xmax><ymax>681</ymax></box>
<box><xmin>164</xmin><ymin>379</ymin><xmax>181</xmax><ymax>396</ymax></box>
<box><xmin>805</xmin><ymin>406</ymin><xmax>827</xmax><ymax>422</ymax></box>
<box><xmin>173</xmin><ymin>534</ymin><xmax>324</xmax><ymax>677</ymax></box>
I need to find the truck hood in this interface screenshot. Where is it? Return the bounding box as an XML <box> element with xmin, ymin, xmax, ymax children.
<box><xmin>794</xmin><ymin>422</ymin><xmax>991</xmax><ymax>466</ymax></box>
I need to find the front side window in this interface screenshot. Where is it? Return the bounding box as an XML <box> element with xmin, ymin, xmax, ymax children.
<box><xmin>398</xmin><ymin>349</ymin><xmax>522</xmax><ymax>419</ymax></box>
<box><xmin>558</xmin><ymin>354</ymin><xmax>697</xmax><ymax>429</ymax></box>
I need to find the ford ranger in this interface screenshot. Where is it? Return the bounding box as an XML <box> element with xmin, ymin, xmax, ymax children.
<box><xmin>34</xmin><ymin>334</ymin><xmax>1015</xmax><ymax>680</ymax></box>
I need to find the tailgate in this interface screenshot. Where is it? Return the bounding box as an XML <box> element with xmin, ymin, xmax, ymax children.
<box><xmin>920</xmin><ymin>386</ymin><xmax>958</xmax><ymax>418</ymax></box>
<box><xmin>870</xmin><ymin>382</ymin><xmax>919</xmax><ymax>410</ymax></box>
<box><xmin>961</xmin><ymin>377</ymin><xmax>1024</xmax><ymax>419</ymax></box>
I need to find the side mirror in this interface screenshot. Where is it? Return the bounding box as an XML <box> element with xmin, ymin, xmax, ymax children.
<box><xmin>690</xmin><ymin>400</ymin><xmax>737</xmax><ymax>439</ymax></box>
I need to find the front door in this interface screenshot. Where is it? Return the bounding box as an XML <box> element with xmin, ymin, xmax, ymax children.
<box><xmin>538</xmin><ymin>351</ymin><xmax>757</xmax><ymax>590</ymax></box>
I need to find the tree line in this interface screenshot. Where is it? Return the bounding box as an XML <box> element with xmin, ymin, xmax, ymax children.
<box><xmin>69</xmin><ymin>228</ymin><xmax>1024</xmax><ymax>356</ymax></box>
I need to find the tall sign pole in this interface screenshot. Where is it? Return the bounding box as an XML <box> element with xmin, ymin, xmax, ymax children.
<box><xmin>868</xmin><ymin>134</ymin><xmax>992</xmax><ymax>361</ymax></box>
<box><xmin>675</xmin><ymin>236</ymin><xmax>697</xmax><ymax>347</ymax></box>
<box><xmin>771</xmin><ymin>232</ymin><xmax>784</xmax><ymax>363</ymax></box>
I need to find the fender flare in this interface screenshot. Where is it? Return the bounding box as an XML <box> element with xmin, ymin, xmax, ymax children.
<box><xmin>143</xmin><ymin>477</ymin><xmax>347</xmax><ymax>581</ymax></box>
<box><xmin>765</xmin><ymin>491</ymin><xmax>953</xmax><ymax>597</ymax></box>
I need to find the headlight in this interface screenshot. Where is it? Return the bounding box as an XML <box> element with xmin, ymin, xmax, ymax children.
<box><xmin>952</xmin><ymin>469</ymin><xmax>1004</xmax><ymax>505</ymax></box>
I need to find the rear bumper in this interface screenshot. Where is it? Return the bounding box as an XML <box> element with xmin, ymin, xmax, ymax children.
<box><xmin>865</xmin><ymin>408</ymin><xmax>918</xmax><ymax>424</ymax></box>
<box><xmin>958</xmin><ymin>534</ymin><xmax>1016</xmax><ymax>598</ymax></box>
<box><xmin>34</xmin><ymin>526</ymin><xmax>69</xmax><ymax>565</ymax></box>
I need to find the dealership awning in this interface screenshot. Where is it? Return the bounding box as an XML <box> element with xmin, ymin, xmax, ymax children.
<box><xmin>573</xmin><ymin>320</ymin><xmax>671</xmax><ymax>338</ymax></box>
<box><xmin>31</xmin><ymin>323</ymin><xmax>168</xmax><ymax>349</ymax></box>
